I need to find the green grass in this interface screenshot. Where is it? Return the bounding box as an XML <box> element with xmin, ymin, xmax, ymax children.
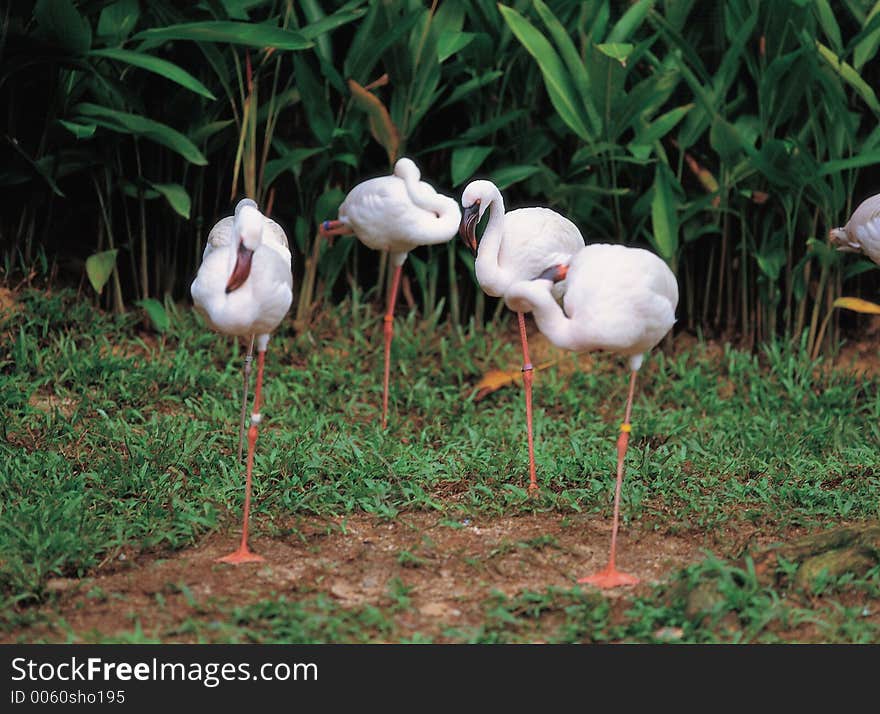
<box><xmin>2</xmin><ymin>287</ymin><xmax>880</xmax><ymax>642</ymax></box>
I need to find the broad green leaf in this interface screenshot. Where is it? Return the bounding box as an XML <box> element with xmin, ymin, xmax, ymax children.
<box><xmin>315</xmin><ymin>187</ymin><xmax>346</xmax><ymax>226</ymax></box>
<box><xmin>135</xmin><ymin>22</ymin><xmax>312</xmax><ymax>51</ymax></box>
<box><xmin>710</xmin><ymin>116</ymin><xmax>744</xmax><ymax>165</ymax></box>
<box><xmin>816</xmin><ymin>41</ymin><xmax>880</xmax><ymax>115</ymax></box>
<box><xmin>191</xmin><ymin>119</ymin><xmax>234</xmax><ymax>145</ymax></box>
<box><xmin>86</xmin><ymin>250</ymin><xmax>118</xmax><ymax>295</ymax></box>
<box><xmin>833</xmin><ymin>296</ymin><xmax>880</xmax><ymax>314</ymax></box>
<box><xmin>607</xmin><ymin>0</ymin><xmax>653</xmax><ymax>43</ymax></box>
<box><xmin>843</xmin><ymin>259</ymin><xmax>878</xmax><ymax>281</ymax></box>
<box><xmin>451</xmin><ymin>146</ymin><xmax>493</xmax><ymax>186</ymax></box>
<box><xmin>818</xmin><ymin>149</ymin><xmax>880</xmax><ymax>175</ymax></box>
<box><xmin>149</xmin><ymin>182</ymin><xmax>191</xmax><ymax>218</ymax></box>
<box><xmin>532</xmin><ymin>0</ymin><xmax>601</xmax><ymax>134</ymax></box>
<box><xmin>299</xmin><ymin>1</ymin><xmax>366</xmax><ymax>41</ymax></box>
<box><xmin>89</xmin><ymin>49</ymin><xmax>215</xmax><ymax>100</ymax></box>
<box><xmin>855</xmin><ymin>2</ymin><xmax>880</xmax><ymax>70</ymax></box>
<box><xmin>294</xmin><ymin>55</ymin><xmax>334</xmax><ymax>146</ymax></box>
<box><xmin>348</xmin><ymin>79</ymin><xmax>399</xmax><ymax>165</ymax></box>
<box><xmin>58</xmin><ymin>119</ymin><xmax>96</xmax><ymax>139</ymax></box>
<box><xmin>498</xmin><ymin>4</ymin><xmax>591</xmax><ymax>141</ymax></box>
<box><xmin>650</xmin><ymin>163</ymin><xmax>680</xmax><ymax>262</ymax></box>
<box><xmin>632</xmin><ymin>103</ymin><xmax>693</xmax><ymax>146</ymax></box>
<box><xmin>437</xmin><ymin>31</ymin><xmax>475</xmax><ymax>62</ymax></box>
<box><xmin>596</xmin><ymin>42</ymin><xmax>634</xmax><ymax>65</ymax></box>
<box><xmin>438</xmin><ymin>70</ymin><xmax>503</xmax><ymax>109</ymax></box>
<box><xmin>74</xmin><ymin>103</ymin><xmax>207</xmax><ymax>165</ymax></box>
<box><xmin>136</xmin><ymin>298</ymin><xmax>170</xmax><ymax>332</ymax></box>
<box><xmin>34</xmin><ymin>0</ymin><xmax>91</xmax><ymax>55</ymax></box>
<box><xmin>264</xmin><ymin>147</ymin><xmax>324</xmax><ymax>186</ymax></box>
<box><xmin>97</xmin><ymin>0</ymin><xmax>140</xmax><ymax>42</ymax></box>
<box><xmin>813</xmin><ymin>0</ymin><xmax>843</xmax><ymax>51</ymax></box>
<box><xmin>490</xmin><ymin>165</ymin><xmax>542</xmax><ymax>190</ymax></box>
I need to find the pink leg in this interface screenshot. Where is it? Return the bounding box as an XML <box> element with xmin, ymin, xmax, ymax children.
<box><xmin>382</xmin><ymin>264</ymin><xmax>403</xmax><ymax>429</ymax></box>
<box><xmin>579</xmin><ymin>369</ymin><xmax>640</xmax><ymax>588</ymax></box>
<box><xmin>217</xmin><ymin>349</ymin><xmax>267</xmax><ymax>564</ymax></box>
<box><xmin>517</xmin><ymin>313</ymin><xmax>538</xmax><ymax>495</ymax></box>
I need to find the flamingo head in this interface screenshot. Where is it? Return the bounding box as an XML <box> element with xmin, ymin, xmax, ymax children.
<box><xmin>226</xmin><ymin>203</ymin><xmax>264</xmax><ymax>293</ymax></box>
<box><xmin>459</xmin><ymin>181</ymin><xmax>492</xmax><ymax>254</ymax></box>
<box><xmin>829</xmin><ymin>226</ymin><xmax>860</xmax><ymax>252</ymax></box>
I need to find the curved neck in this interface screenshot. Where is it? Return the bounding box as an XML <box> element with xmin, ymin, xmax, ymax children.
<box><xmin>474</xmin><ymin>185</ymin><xmax>510</xmax><ymax>295</ymax></box>
<box><xmin>509</xmin><ymin>280</ymin><xmax>581</xmax><ymax>352</ymax></box>
<box><xmin>400</xmin><ymin>173</ymin><xmax>461</xmax><ymax>243</ymax></box>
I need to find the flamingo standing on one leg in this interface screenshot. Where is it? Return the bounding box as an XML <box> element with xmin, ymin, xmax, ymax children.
<box><xmin>505</xmin><ymin>243</ymin><xmax>678</xmax><ymax>587</ymax></box>
<box><xmin>191</xmin><ymin>198</ymin><xmax>293</xmax><ymax>564</ymax></box>
<box><xmin>459</xmin><ymin>180</ymin><xmax>584</xmax><ymax>494</ymax></box>
<box><xmin>319</xmin><ymin>158</ymin><xmax>461</xmax><ymax>428</ymax></box>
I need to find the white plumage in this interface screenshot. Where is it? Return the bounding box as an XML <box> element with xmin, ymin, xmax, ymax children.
<box><xmin>190</xmin><ymin>198</ymin><xmax>292</xmax><ymax>565</ymax></box>
<box><xmin>191</xmin><ymin>199</ymin><xmax>293</xmax><ymax>349</ymax></box>
<box><xmin>830</xmin><ymin>193</ymin><xmax>880</xmax><ymax>264</ymax></box>
<box><xmin>330</xmin><ymin>157</ymin><xmax>462</xmax><ymax>266</ymax></box>
<box><xmin>505</xmin><ymin>242</ymin><xmax>678</xmax><ymax>589</ymax></box>
<box><xmin>459</xmin><ymin>179</ymin><xmax>584</xmax><ymax>494</ymax></box>
<box><xmin>506</xmin><ymin>243</ymin><xmax>678</xmax><ymax>365</ymax></box>
<box><xmin>461</xmin><ymin>179</ymin><xmax>585</xmax><ymax>301</ymax></box>
<box><xmin>320</xmin><ymin>157</ymin><xmax>461</xmax><ymax>428</ymax></box>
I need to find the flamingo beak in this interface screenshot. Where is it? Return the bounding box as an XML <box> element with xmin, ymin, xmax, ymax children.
<box><xmin>226</xmin><ymin>241</ymin><xmax>254</xmax><ymax>293</ymax></box>
<box><xmin>459</xmin><ymin>203</ymin><xmax>480</xmax><ymax>254</ymax></box>
<box><xmin>829</xmin><ymin>227</ymin><xmax>859</xmax><ymax>252</ymax></box>
<box><xmin>536</xmin><ymin>264</ymin><xmax>569</xmax><ymax>282</ymax></box>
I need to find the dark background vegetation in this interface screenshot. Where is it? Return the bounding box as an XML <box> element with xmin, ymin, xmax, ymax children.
<box><xmin>3</xmin><ymin>0</ymin><xmax>880</xmax><ymax>353</ymax></box>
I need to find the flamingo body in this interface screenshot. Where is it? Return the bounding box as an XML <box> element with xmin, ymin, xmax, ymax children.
<box><xmin>190</xmin><ymin>198</ymin><xmax>292</xmax><ymax>564</ymax></box>
<box><xmin>507</xmin><ymin>243</ymin><xmax>678</xmax><ymax>360</ymax></box>
<box><xmin>321</xmin><ymin>158</ymin><xmax>460</xmax><ymax>427</ymax></box>
<box><xmin>506</xmin><ymin>242</ymin><xmax>678</xmax><ymax>587</ymax></box>
<box><xmin>830</xmin><ymin>193</ymin><xmax>880</xmax><ymax>264</ymax></box>
<box><xmin>191</xmin><ymin>203</ymin><xmax>292</xmax><ymax>347</ymax></box>
<box><xmin>332</xmin><ymin>158</ymin><xmax>461</xmax><ymax>265</ymax></box>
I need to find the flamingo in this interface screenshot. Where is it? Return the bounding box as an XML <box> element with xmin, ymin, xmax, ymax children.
<box><xmin>319</xmin><ymin>157</ymin><xmax>461</xmax><ymax>427</ymax></box>
<box><xmin>505</xmin><ymin>243</ymin><xmax>678</xmax><ymax>588</ymax></box>
<box><xmin>829</xmin><ymin>193</ymin><xmax>880</xmax><ymax>261</ymax></box>
<box><xmin>459</xmin><ymin>180</ymin><xmax>584</xmax><ymax>493</ymax></box>
<box><xmin>191</xmin><ymin>198</ymin><xmax>293</xmax><ymax>564</ymax></box>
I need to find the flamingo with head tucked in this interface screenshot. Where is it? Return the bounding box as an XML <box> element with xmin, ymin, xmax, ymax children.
<box><xmin>191</xmin><ymin>198</ymin><xmax>293</xmax><ymax>564</ymax></box>
<box><xmin>459</xmin><ymin>180</ymin><xmax>584</xmax><ymax>494</ymax></box>
<box><xmin>506</xmin><ymin>242</ymin><xmax>677</xmax><ymax>588</ymax></box>
<box><xmin>319</xmin><ymin>158</ymin><xmax>461</xmax><ymax>427</ymax></box>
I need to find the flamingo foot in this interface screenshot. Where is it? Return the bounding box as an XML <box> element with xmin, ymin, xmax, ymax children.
<box><xmin>216</xmin><ymin>546</ymin><xmax>265</xmax><ymax>565</ymax></box>
<box><xmin>578</xmin><ymin>565</ymin><xmax>639</xmax><ymax>589</ymax></box>
<box><xmin>527</xmin><ymin>482</ymin><xmax>540</xmax><ymax>497</ymax></box>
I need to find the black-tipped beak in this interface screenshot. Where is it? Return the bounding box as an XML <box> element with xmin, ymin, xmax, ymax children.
<box><xmin>226</xmin><ymin>242</ymin><xmax>254</xmax><ymax>293</ymax></box>
<box><xmin>459</xmin><ymin>203</ymin><xmax>480</xmax><ymax>254</ymax></box>
<box><xmin>536</xmin><ymin>264</ymin><xmax>569</xmax><ymax>282</ymax></box>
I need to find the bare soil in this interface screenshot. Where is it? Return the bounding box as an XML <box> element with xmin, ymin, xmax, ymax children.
<box><xmin>7</xmin><ymin>512</ymin><xmax>707</xmax><ymax>643</ymax></box>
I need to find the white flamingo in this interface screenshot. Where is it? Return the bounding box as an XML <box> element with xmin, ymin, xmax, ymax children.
<box><xmin>191</xmin><ymin>198</ymin><xmax>293</xmax><ymax>564</ymax></box>
<box><xmin>830</xmin><ymin>193</ymin><xmax>880</xmax><ymax>262</ymax></box>
<box><xmin>459</xmin><ymin>179</ymin><xmax>584</xmax><ymax>493</ymax></box>
<box><xmin>319</xmin><ymin>157</ymin><xmax>461</xmax><ymax>427</ymax></box>
<box><xmin>506</xmin><ymin>243</ymin><xmax>678</xmax><ymax>588</ymax></box>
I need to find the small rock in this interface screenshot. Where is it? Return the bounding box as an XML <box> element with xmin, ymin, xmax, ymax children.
<box><xmin>45</xmin><ymin>578</ymin><xmax>78</xmax><ymax>593</ymax></box>
<box><xmin>419</xmin><ymin>601</ymin><xmax>459</xmax><ymax>618</ymax></box>
<box><xmin>653</xmin><ymin>626</ymin><xmax>684</xmax><ymax>641</ymax></box>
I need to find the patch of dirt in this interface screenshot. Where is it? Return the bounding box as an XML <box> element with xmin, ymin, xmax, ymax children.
<box><xmin>5</xmin><ymin>512</ymin><xmax>704</xmax><ymax>643</ymax></box>
<box><xmin>28</xmin><ymin>392</ymin><xmax>77</xmax><ymax>418</ymax></box>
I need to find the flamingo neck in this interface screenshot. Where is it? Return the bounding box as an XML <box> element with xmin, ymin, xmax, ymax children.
<box><xmin>474</xmin><ymin>185</ymin><xmax>510</xmax><ymax>296</ymax></box>
<box><xmin>399</xmin><ymin>172</ymin><xmax>460</xmax><ymax>242</ymax></box>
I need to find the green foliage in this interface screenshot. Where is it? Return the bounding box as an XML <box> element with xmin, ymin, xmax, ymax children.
<box><xmin>3</xmin><ymin>0</ymin><xmax>880</xmax><ymax>352</ymax></box>
<box><xmin>3</xmin><ymin>290</ymin><xmax>880</xmax><ymax>642</ymax></box>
